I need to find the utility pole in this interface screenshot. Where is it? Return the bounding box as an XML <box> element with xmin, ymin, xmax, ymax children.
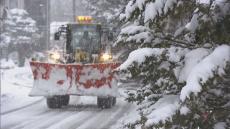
<box><xmin>73</xmin><ymin>0</ymin><xmax>76</xmax><ymax>22</ymax></box>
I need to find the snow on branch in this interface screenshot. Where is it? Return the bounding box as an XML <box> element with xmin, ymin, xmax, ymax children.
<box><xmin>120</xmin><ymin>0</ymin><xmax>178</xmax><ymax>22</ymax></box>
<box><xmin>118</xmin><ymin>48</ymin><xmax>164</xmax><ymax>70</ymax></box>
<box><xmin>180</xmin><ymin>45</ymin><xmax>230</xmax><ymax>101</ymax></box>
<box><xmin>145</xmin><ymin>95</ymin><xmax>180</xmax><ymax>127</ymax></box>
<box><xmin>116</xmin><ymin>24</ymin><xmax>154</xmax><ymax>45</ymax></box>
<box><xmin>178</xmin><ymin>48</ymin><xmax>210</xmax><ymax>82</ymax></box>
<box><xmin>118</xmin><ymin>47</ymin><xmax>188</xmax><ymax>70</ymax></box>
<box><xmin>10</xmin><ymin>8</ymin><xmax>28</xmax><ymax>15</ymax></box>
<box><xmin>120</xmin><ymin>0</ymin><xmax>145</xmax><ymax>20</ymax></box>
<box><xmin>144</xmin><ymin>0</ymin><xmax>178</xmax><ymax>23</ymax></box>
<box><xmin>0</xmin><ymin>33</ymin><xmax>11</xmax><ymax>47</ymax></box>
<box><xmin>120</xmin><ymin>24</ymin><xmax>150</xmax><ymax>35</ymax></box>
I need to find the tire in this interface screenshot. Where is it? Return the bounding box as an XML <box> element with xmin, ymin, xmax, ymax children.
<box><xmin>97</xmin><ymin>97</ymin><xmax>113</xmax><ymax>109</ymax></box>
<box><xmin>112</xmin><ymin>97</ymin><xmax>116</xmax><ymax>106</ymax></box>
<box><xmin>105</xmin><ymin>97</ymin><xmax>113</xmax><ymax>108</ymax></box>
<box><xmin>97</xmin><ymin>97</ymin><xmax>103</xmax><ymax>108</ymax></box>
<box><xmin>46</xmin><ymin>95</ymin><xmax>70</xmax><ymax>108</ymax></box>
<box><xmin>47</xmin><ymin>96</ymin><xmax>62</xmax><ymax>109</ymax></box>
<box><xmin>61</xmin><ymin>95</ymin><xmax>70</xmax><ymax>106</ymax></box>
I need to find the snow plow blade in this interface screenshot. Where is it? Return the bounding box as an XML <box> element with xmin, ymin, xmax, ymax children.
<box><xmin>29</xmin><ymin>62</ymin><xmax>120</xmax><ymax>97</ymax></box>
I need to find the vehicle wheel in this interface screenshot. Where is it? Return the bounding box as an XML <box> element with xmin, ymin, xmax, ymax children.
<box><xmin>112</xmin><ymin>97</ymin><xmax>116</xmax><ymax>106</ymax></box>
<box><xmin>104</xmin><ymin>97</ymin><xmax>113</xmax><ymax>108</ymax></box>
<box><xmin>61</xmin><ymin>95</ymin><xmax>70</xmax><ymax>106</ymax></box>
<box><xmin>97</xmin><ymin>97</ymin><xmax>103</xmax><ymax>108</ymax></box>
<box><xmin>46</xmin><ymin>96</ymin><xmax>62</xmax><ymax>109</ymax></box>
<box><xmin>97</xmin><ymin>97</ymin><xmax>113</xmax><ymax>109</ymax></box>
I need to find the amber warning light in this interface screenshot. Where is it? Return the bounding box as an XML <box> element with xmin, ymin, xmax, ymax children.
<box><xmin>76</xmin><ymin>16</ymin><xmax>93</xmax><ymax>23</ymax></box>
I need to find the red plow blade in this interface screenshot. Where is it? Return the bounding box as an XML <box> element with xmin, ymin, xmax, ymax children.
<box><xmin>29</xmin><ymin>62</ymin><xmax>120</xmax><ymax>97</ymax></box>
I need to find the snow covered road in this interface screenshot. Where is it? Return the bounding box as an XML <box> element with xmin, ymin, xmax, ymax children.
<box><xmin>2</xmin><ymin>97</ymin><xmax>132</xmax><ymax>129</ymax></box>
<box><xmin>1</xmin><ymin>66</ymin><xmax>135</xmax><ymax>129</ymax></box>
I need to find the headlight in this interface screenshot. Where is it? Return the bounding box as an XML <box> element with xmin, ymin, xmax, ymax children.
<box><xmin>49</xmin><ymin>52</ymin><xmax>61</xmax><ymax>63</ymax></box>
<box><xmin>51</xmin><ymin>53</ymin><xmax>61</xmax><ymax>60</ymax></box>
<box><xmin>101</xmin><ymin>53</ymin><xmax>112</xmax><ymax>61</ymax></box>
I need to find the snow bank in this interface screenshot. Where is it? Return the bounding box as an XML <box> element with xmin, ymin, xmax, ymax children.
<box><xmin>0</xmin><ymin>58</ymin><xmax>16</xmax><ymax>69</ymax></box>
<box><xmin>180</xmin><ymin>45</ymin><xmax>230</xmax><ymax>101</ymax></box>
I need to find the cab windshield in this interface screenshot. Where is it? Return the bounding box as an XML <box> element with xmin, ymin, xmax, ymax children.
<box><xmin>71</xmin><ymin>24</ymin><xmax>101</xmax><ymax>53</ymax></box>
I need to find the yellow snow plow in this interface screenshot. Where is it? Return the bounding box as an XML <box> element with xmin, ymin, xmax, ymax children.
<box><xmin>30</xmin><ymin>16</ymin><xmax>120</xmax><ymax>108</ymax></box>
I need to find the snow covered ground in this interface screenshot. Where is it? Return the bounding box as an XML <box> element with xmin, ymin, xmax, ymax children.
<box><xmin>1</xmin><ymin>60</ymin><xmax>137</xmax><ymax>129</ymax></box>
<box><xmin>1</xmin><ymin>64</ymin><xmax>42</xmax><ymax>114</ymax></box>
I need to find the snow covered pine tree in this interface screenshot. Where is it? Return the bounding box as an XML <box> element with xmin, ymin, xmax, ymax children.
<box><xmin>82</xmin><ymin>0</ymin><xmax>127</xmax><ymax>25</ymax></box>
<box><xmin>2</xmin><ymin>9</ymin><xmax>39</xmax><ymax>66</ymax></box>
<box><xmin>116</xmin><ymin>0</ymin><xmax>230</xmax><ymax>128</ymax></box>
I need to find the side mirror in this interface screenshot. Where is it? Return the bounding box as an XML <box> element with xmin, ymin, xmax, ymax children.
<box><xmin>54</xmin><ymin>32</ymin><xmax>60</xmax><ymax>40</ymax></box>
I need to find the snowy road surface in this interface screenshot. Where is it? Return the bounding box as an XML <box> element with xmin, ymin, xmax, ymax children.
<box><xmin>2</xmin><ymin>97</ymin><xmax>132</xmax><ymax>129</ymax></box>
<box><xmin>1</xmin><ymin>66</ymin><xmax>135</xmax><ymax>129</ymax></box>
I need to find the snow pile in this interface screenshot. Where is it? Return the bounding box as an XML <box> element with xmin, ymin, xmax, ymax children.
<box><xmin>0</xmin><ymin>58</ymin><xmax>16</xmax><ymax>69</ymax></box>
<box><xmin>180</xmin><ymin>45</ymin><xmax>230</xmax><ymax>101</ymax></box>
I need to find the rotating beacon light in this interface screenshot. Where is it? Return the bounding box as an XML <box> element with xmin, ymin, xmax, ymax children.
<box><xmin>76</xmin><ymin>16</ymin><xmax>93</xmax><ymax>23</ymax></box>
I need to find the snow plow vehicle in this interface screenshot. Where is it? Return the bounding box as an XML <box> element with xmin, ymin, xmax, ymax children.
<box><xmin>29</xmin><ymin>16</ymin><xmax>120</xmax><ymax>109</ymax></box>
